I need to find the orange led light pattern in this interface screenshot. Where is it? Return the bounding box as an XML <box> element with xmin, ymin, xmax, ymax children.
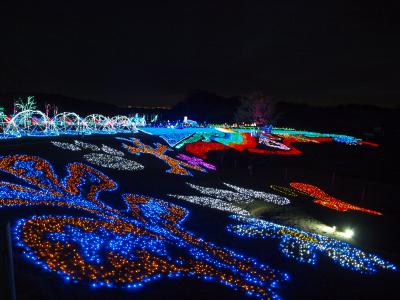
<box><xmin>1</xmin><ymin>155</ymin><xmax>287</xmax><ymax>298</ymax></box>
<box><xmin>119</xmin><ymin>138</ymin><xmax>205</xmax><ymax>176</ymax></box>
<box><xmin>289</xmin><ymin>182</ymin><xmax>383</xmax><ymax>215</ymax></box>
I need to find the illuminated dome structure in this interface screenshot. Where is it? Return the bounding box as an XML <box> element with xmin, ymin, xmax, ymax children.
<box><xmin>6</xmin><ymin>110</ymin><xmax>57</xmax><ymax>136</ymax></box>
<box><xmin>84</xmin><ymin>114</ymin><xmax>115</xmax><ymax>133</ymax></box>
<box><xmin>110</xmin><ymin>115</ymin><xmax>137</xmax><ymax>132</ymax></box>
<box><xmin>53</xmin><ymin>112</ymin><xmax>83</xmax><ymax>134</ymax></box>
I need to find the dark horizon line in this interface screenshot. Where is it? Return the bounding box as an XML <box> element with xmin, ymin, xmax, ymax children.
<box><xmin>1</xmin><ymin>91</ymin><xmax>399</xmax><ymax>110</ymax></box>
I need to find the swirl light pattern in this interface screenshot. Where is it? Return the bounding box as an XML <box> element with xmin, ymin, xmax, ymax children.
<box><xmin>228</xmin><ymin>215</ymin><xmax>396</xmax><ymax>273</ymax></box>
<box><xmin>0</xmin><ymin>155</ymin><xmax>287</xmax><ymax>299</ymax></box>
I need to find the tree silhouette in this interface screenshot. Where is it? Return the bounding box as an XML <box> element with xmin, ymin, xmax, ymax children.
<box><xmin>234</xmin><ymin>92</ymin><xmax>274</xmax><ymax>125</ymax></box>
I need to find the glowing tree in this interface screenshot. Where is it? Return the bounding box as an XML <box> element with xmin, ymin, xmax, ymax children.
<box><xmin>234</xmin><ymin>92</ymin><xmax>274</xmax><ymax>126</ymax></box>
<box><xmin>0</xmin><ymin>106</ymin><xmax>5</xmax><ymax>133</ymax></box>
<box><xmin>15</xmin><ymin>96</ymin><xmax>37</xmax><ymax>112</ymax></box>
<box><xmin>0</xmin><ymin>105</ymin><xmax>5</xmax><ymax>120</ymax></box>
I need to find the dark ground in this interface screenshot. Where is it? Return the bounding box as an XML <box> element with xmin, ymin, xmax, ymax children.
<box><xmin>0</xmin><ymin>131</ymin><xmax>399</xmax><ymax>300</ymax></box>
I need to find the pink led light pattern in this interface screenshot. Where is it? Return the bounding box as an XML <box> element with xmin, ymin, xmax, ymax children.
<box><xmin>175</xmin><ymin>154</ymin><xmax>216</xmax><ymax>170</ymax></box>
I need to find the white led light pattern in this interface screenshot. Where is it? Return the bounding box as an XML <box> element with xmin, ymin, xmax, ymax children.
<box><xmin>74</xmin><ymin>140</ymin><xmax>100</xmax><ymax>151</ymax></box>
<box><xmin>83</xmin><ymin>153</ymin><xmax>144</xmax><ymax>171</ymax></box>
<box><xmin>51</xmin><ymin>141</ymin><xmax>81</xmax><ymax>151</ymax></box>
<box><xmin>169</xmin><ymin>182</ymin><xmax>290</xmax><ymax>216</ymax></box>
<box><xmin>101</xmin><ymin>144</ymin><xmax>124</xmax><ymax>156</ymax></box>
<box><xmin>51</xmin><ymin>140</ymin><xmax>141</xmax><ymax>171</ymax></box>
<box><xmin>169</xmin><ymin>195</ymin><xmax>251</xmax><ymax>216</ymax></box>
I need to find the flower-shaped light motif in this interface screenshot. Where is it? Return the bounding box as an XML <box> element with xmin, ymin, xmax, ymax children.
<box><xmin>120</xmin><ymin>138</ymin><xmax>206</xmax><ymax>176</ymax></box>
<box><xmin>0</xmin><ymin>155</ymin><xmax>287</xmax><ymax>299</ymax></box>
<box><xmin>228</xmin><ymin>215</ymin><xmax>396</xmax><ymax>273</ymax></box>
<box><xmin>289</xmin><ymin>183</ymin><xmax>382</xmax><ymax>215</ymax></box>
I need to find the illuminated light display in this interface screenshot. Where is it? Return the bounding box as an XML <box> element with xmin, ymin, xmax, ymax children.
<box><xmin>213</xmin><ymin>131</ymin><xmax>245</xmax><ymax>147</ymax></box>
<box><xmin>1</xmin><ymin>110</ymin><xmax>142</xmax><ymax>138</ymax></box>
<box><xmin>74</xmin><ymin>140</ymin><xmax>101</xmax><ymax>151</ymax></box>
<box><xmin>169</xmin><ymin>182</ymin><xmax>290</xmax><ymax>215</ymax></box>
<box><xmin>159</xmin><ymin>132</ymin><xmax>195</xmax><ymax>147</ymax></box>
<box><xmin>221</xmin><ymin>183</ymin><xmax>290</xmax><ymax>205</ymax></box>
<box><xmin>83</xmin><ymin>153</ymin><xmax>144</xmax><ymax>171</ymax></box>
<box><xmin>53</xmin><ymin>112</ymin><xmax>83</xmax><ymax>133</ymax></box>
<box><xmin>274</xmin><ymin>134</ymin><xmax>318</xmax><ymax>144</ymax></box>
<box><xmin>185</xmin><ymin>141</ymin><xmax>230</xmax><ymax>159</ymax></box>
<box><xmin>174</xmin><ymin>132</ymin><xmax>225</xmax><ymax>149</ymax></box>
<box><xmin>258</xmin><ymin>136</ymin><xmax>291</xmax><ymax>150</ymax></box>
<box><xmin>0</xmin><ymin>155</ymin><xmax>287</xmax><ymax>298</ymax></box>
<box><xmin>289</xmin><ymin>182</ymin><xmax>383</xmax><ymax>215</ymax></box>
<box><xmin>51</xmin><ymin>141</ymin><xmax>82</xmax><ymax>151</ymax></box>
<box><xmin>169</xmin><ymin>195</ymin><xmax>250</xmax><ymax>215</ymax></box>
<box><xmin>51</xmin><ymin>140</ymin><xmax>142</xmax><ymax>172</ymax></box>
<box><xmin>5</xmin><ymin>110</ymin><xmax>57</xmax><ymax>137</ymax></box>
<box><xmin>332</xmin><ymin>136</ymin><xmax>359</xmax><ymax>145</ymax></box>
<box><xmin>361</xmin><ymin>141</ymin><xmax>379</xmax><ymax>147</ymax></box>
<box><xmin>227</xmin><ymin>215</ymin><xmax>396</xmax><ymax>273</ymax></box>
<box><xmin>175</xmin><ymin>154</ymin><xmax>216</xmax><ymax>170</ymax></box>
<box><xmin>51</xmin><ymin>140</ymin><xmax>144</xmax><ymax>171</ymax></box>
<box><xmin>120</xmin><ymin>138</ymin><xmax>206</xmax><ymax>176</ymax></box>
<box><xmin>269</xmin><ymin>185</ymin><xmax>308</xmax><ymax>197</ymax></box>
<box><xmin>271</xmin><ymin>129</ymin><xmax>363</xmax><ymax>145</ymax></box>
<box><xmin>101</xmin><ymin>144</ymin><xmax>125</xmax><ymax>156</ymax></box>
<box><xmin>183</xmin><ymin>132</ymin><xmax>304</xmax><ymax>158</ymax></box>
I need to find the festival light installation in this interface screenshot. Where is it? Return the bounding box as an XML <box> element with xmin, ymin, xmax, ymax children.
<box><xmin>51</xmin><ymin>141</ymin><xmax>82</xmax><ymax>151</ymax></box>
<box><xmin>227</xmin><ymin>215</ymin><xmax>396</xmax><ymax>273</ymax></box>
<box><xmin>1</xmin><ymin>110</ymin><xmax>141</xmax><ymax>138</ymax></box>
<box><xmin>15</xmin><ymin>96</ymin><xmax>37</xmax><ymax>112</ymax></box>
<box><xmin>169</xmin><ymin>182</ymin><xmax>290</xmax><ymax>216</ymax></box>
<box><xmin>269</xmin><ymin>185</ymin><xmax>306</xmax><ymax>197</ymax></box>
<box><xmin>0</xmin><ymin>154</ymin><xmax>287</xmax><ymax>299</ymax></box>
<box><xmin>51</xmin><ymin>140</ymin><xmax>143</xmax><ymax>171</ymax></box>
<box><xmin>169</xmin><ymin>194</ymin><xmax>250</xmax><ymax>215</ymax></box>
<box><xmin>5</xmin><ymin>110</ymin><xmax>57</xmax><ymax>136</ymax></box>
<box><xmin>120</xmin><ymin>138</ymin><xmax>206</xmax><ymax>176</ymax></box>
<box><xmin>289</xmin><ymin>182</ymin><xmax>383</xmax><ymax>215</ymax></box>
<box><xmin>83</xmin><ymin>153</ymin><xmax>144</xmax><ymax>171</ymax></box>
<box><xmin>258</xmin><ymin>136</ymin><xmax>291</xmax><ymax>150</ymax></box>
<box><xmin>53</xmin><ymin>112</ymin><xmax>83</xmax><ymax>133</ymax></box>
<box><xmin>179</xmin><ymin>131</ymin><xmax>305</xmax><ymax>158</ymax></box>
<box><xmin>175</xmin><ymin>154</ymin><xmax>216</xmax><ymax>170</ymax></box>
<box><xmin>271</xmin><ymin>128</ymin><xmax>364</xmax><ymax>146</ymax></box>
<box><xmin>101</xmin><ymin>144</ymin><xmax>125</xmax><ymax>156</ymax></box>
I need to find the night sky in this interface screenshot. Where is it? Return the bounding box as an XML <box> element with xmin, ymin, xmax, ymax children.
<box><xmin>1</xmin><ymin>2</ymin><xmax>399</xmax><ymax>107</ymax></box>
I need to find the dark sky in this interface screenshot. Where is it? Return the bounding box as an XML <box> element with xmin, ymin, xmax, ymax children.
<box><xmin>1</xmin><ymin>1</ymin><xmax>399</xmax><ymax>107</ymax></box>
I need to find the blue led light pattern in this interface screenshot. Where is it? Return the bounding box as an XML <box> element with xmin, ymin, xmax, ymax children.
<box><xmin>227</xmin><ymin>215</ymin><xmax>396</xmax><ymax>273</ymax></box>
<box><xmin>0</xmin><ymin>154</ymin><xmax>287</xmax><ymax>299</ymax></box>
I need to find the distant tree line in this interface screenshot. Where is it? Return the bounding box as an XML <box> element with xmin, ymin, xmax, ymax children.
<box><xmin>1</xmin><ymin>91</ymin><xmax>398</xmax><ymax>136</ymax></box>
